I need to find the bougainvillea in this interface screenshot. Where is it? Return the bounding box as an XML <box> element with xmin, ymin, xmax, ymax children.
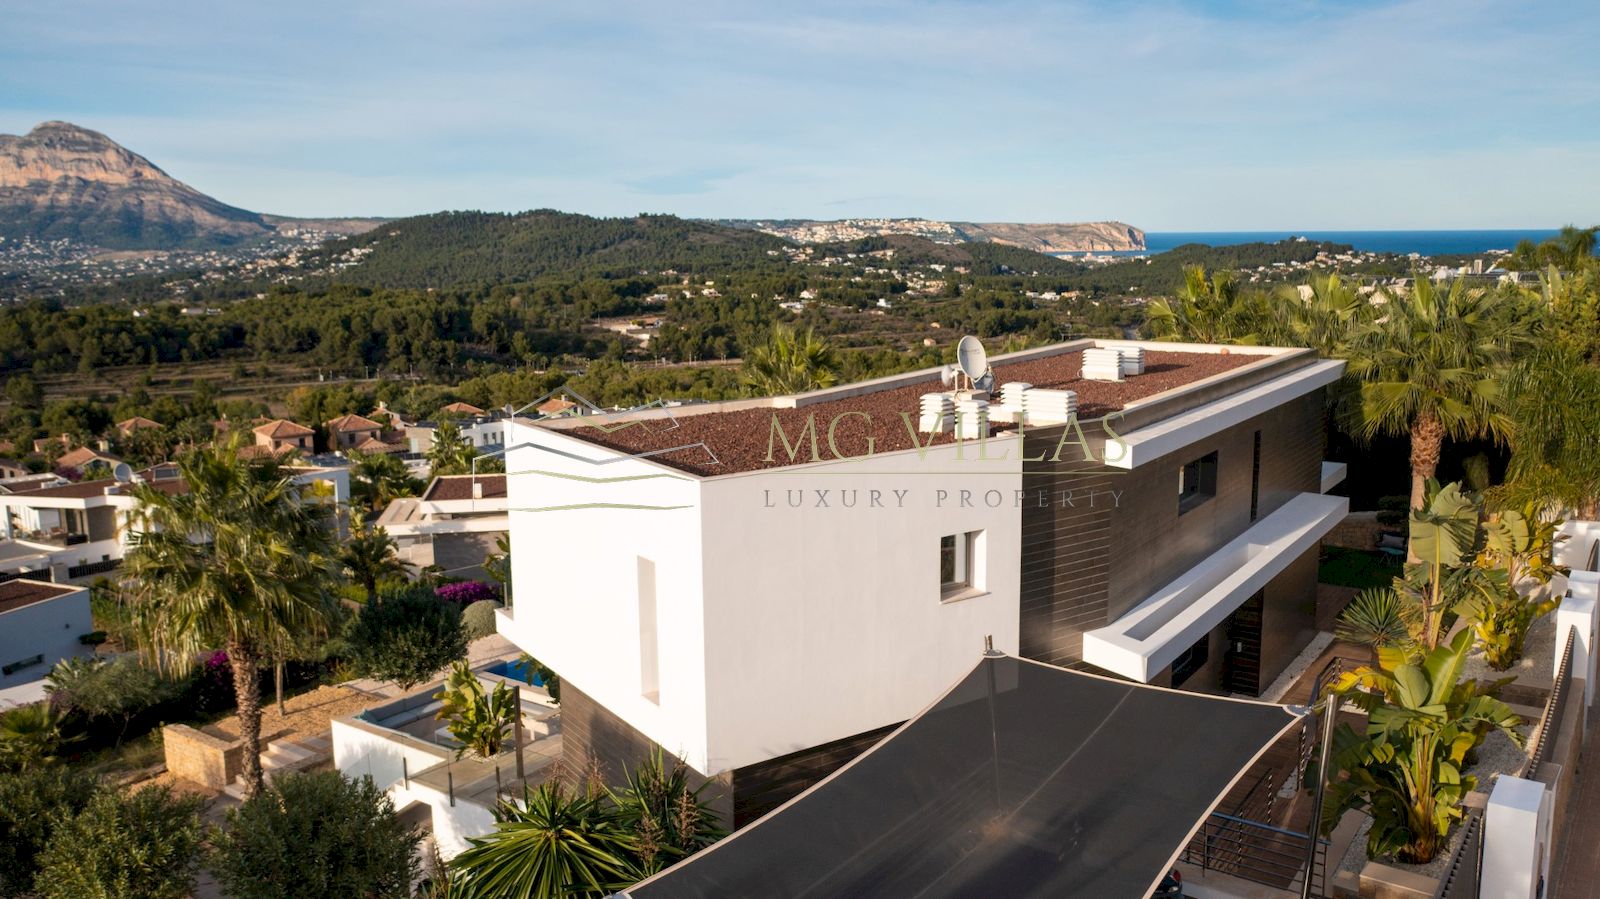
<box><xmin>435</xmin><ymin>581</ymin><xmax>501</xmax><ymax>605</ymax></box>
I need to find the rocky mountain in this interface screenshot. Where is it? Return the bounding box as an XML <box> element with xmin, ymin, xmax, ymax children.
<box><xmin>717</xmin><ymin>217</ymin><xmax>1145</xmax><ymax>253</ymax></box>
<box><xmin>0</xmin><ymin>122</ymin><xmax>378</xmax><ymax>250</ymax></box>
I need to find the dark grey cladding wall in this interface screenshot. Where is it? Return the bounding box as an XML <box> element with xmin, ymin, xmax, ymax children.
<box><xmin>559</xmin><ymin>678</ymin><xmax>888</xmax><ymax>830</ymax></box>
<box><xmin>1019</xmin><ymin>388</ymin><xmax>1327</xmax><ymax>672</ymax></box>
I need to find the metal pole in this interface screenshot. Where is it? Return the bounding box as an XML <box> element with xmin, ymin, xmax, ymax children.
<box><xmin>982</xmin><ymin>635</ymin><xmax>1004</xmax><ymax>817</ymax></box>
<box><xmin>1302</xmin><ymin>696</ymin><xmax>1338</xmax><ymax>899</ymax></box>
<box><xmin>402</xmin><ymin>757</ymin><xmax>409</xmax><ymax>789</ymax></box>
<box><xmin>448</xmin><ymin>770</ymin><xmax>455</xmax><ymax>807</ymax></box>
<box><xmin>514</xmin><ymin>708</ymin><xmax>526</xmax><ymax>782</ymax></box>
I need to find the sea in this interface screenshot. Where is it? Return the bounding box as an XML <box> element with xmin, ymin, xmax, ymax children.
<box><xmin>1138</xmin><ymin>229</ymin><xmax>1560</xmax><ymax>257</ymax></box>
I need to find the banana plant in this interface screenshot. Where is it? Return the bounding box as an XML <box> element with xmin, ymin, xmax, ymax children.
<box><xmin>1325</xmin><ymin>629</ymin><xmax>1522</xmax><ymax>863</ymax></box>
<box><xmin>1403</xmin><ymin>481</ymin><xmax>1490</xmax><ymax>650</ymax></box>
<box><xmin>1461</xmin><ymin>502</ymin><xmax>1566</xmax><ymax>669</ymax></box>
<box><xmin>434</xmin><ymin>661</ymin><xmax>519</xmax><ymax>759</ymax></box>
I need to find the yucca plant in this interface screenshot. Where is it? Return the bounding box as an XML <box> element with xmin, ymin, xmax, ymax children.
<box><xmin>1334</xmin><ymin>587</ymin><xmax>1418</xmax><ymax>655</ymax></box>
<box><xmin>434</xmin><ymin>661</ymin><xmax>518</xmax><ymax>759</ymax></box>
<box><xmin>610</xmin><ymin>749</ymin><xmax>725</xmax><ymax>876</ymax></box>
<box><xmin>1326</xmin><ymin>629</ymin><xmax>1523</xmax><ymax>864</ymax></box>
<box><xmin>741</xmin><ymin>324</ymin><xmax>838</xmax><ymax>396</ymax></box>
<box><xmin>450</xmin><ymin>781</ymin><xmax>638</xmax><ymax>899</ymax></box>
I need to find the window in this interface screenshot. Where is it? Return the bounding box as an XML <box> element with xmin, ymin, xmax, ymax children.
<box><xmin>940</xmin><ymin>530</ymin><xmax>984</xmax><ymax>600</ymax></box>
<box><xmin>1178</xmin><ymin>451</ymin><xmax>1218</xmax><ymax>514</ymax></box>
<box><xmin>1170</xmin><ymin>635</ymin><xmax>1210</xmax><ymax>688</ymax></box>
<box><xmin>1249</xmin><ymin>430</ymin><xmax>1262</xmax><ymax>522</ymax></box>
<box><xmin>638</xmin><ymin>557</ymin><xmax>659</xmax><ymax>703</ymax></box>
<box><xmin>2</xmin><ymin>654</ymin><xmax>43</xmax><ymax>677</ymax></box>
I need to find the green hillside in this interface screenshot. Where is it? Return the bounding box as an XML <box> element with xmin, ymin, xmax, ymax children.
<box><xmin>308</xmin><ymin>210</ymin><xmax>790</xmax><ymax>288</ymax></box>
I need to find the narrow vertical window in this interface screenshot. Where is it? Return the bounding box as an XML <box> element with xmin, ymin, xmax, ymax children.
<box><xmin>638</xmin><ymin>557</ymin><xmax>659</xmax><ymax>702</ymax></box>
<box><xmin>1250</xmin><ymin>430</ymin><xmax>1262</xmax><ymax>522</ymax></box>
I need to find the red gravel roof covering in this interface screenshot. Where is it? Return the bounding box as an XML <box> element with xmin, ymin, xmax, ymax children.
<box><xmin>560</xmin><ymin>349</ymin><xmax>1261</xmax><ymax>477</ymax></box>
<box><xmin>8</xmin><ymin>478</ymin><xmax>116</xmax><ymax>499</ymax></box>
<box><xmin>423</xmin><ymin>474</ymin><xmax>508</xmax><ymax>502</ymax></box>
<box><xmin>0</xmin><ymin>579</ymin><xmax>81</xmax><ymax>614</ymax></box>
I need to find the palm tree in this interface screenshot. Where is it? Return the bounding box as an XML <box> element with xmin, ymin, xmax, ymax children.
<box><xmin>1498</xmin><ymin>344</ymin><xmax>1600</xmax><ymax>517</ymax></box>
<box><xmin>1498</xmin><ymin>225</ymin><xmax>1598</xmax><ymax>272</ymax></box>
<box><xmin>450</xmin><ymin>781</ymin><xmax>638</xmax><ymax>899</ymax></box>
<box><xmin>0</xmin><ymin>702</ymin><xmax>75</xmax><ymax>770</ymax></box>
<box><xmin>123</xmin><ymin>436</ymin><xmax>339</xmax><ymax>798</ymax></box>
<box><xmin>1344</xmin><ymin>275</ymin><xmax>1528</xmax><ymax>511</ymax></box>
<box><xmin>741</xmin><ymin>324</ymin><xmax>838</xmax><ymax>396</ymax></box>
<box><xmin>1144</xmin><ymin>265</ymin><xmax>1268</xmax><ymax>344</ymax></box>
<box><xmin>349</xmin><ymin>450</ymin><xmax>421</xmax><ymax>518</ymax></box>
<box><xmin>428</xmin><ymin>419</ymin><xmax>476</xmax><ymax>477</ymax></box>
<box><xmin>340</xmin><ymin>525</ymin><xmax>409</xmax><ymax>605</ymax></box>
<box><xmin>1271</xmin><ymin>273</ymin><xmax>1371</xmax><ymax>358</ymax></box>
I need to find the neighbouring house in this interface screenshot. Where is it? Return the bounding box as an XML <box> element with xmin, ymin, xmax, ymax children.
<box><xmin>0</xmin><ymin>579</ymin><xmax>92</xmax><ymax>707</ymax></box>
<box><xmin>0</xmin><ymin>458</ymin><xmax>27</xmax><ymax>480</ymax></box>
<box><xmin>440</xmin><ymin>402</ymin><xmax>486</xmax><ymax>417</ymax></box>
<box><xmin>497</xmin><ymin>338</ymin><xmax>1349</xmax><ymax>827</ymax></box>
<box><xmin>326</xmin><ymin>413</ymin><xmax>384</xmax><ymax>451</ymax></box>
<box><xmin>115</xmin><ymin>416</ymin><xmax>163</xmax><ymax>438</ymax></box>
<box><xmin>376</xmin><ymin>473</ymin><xmax>507</xmax><ymax>579</ymax></box>
<box><xmin>252</xmin><ymin>418</ymin><xmax>316</xmax><ymax>455</ymax></box>
<box><xmin>55</xmin><ymin>446</ymin><xmax>124</xmax><ymax>476</ymax></box>
<box><xmin>32</xmin><ymin>434</ymin><xmax>72</xmax><ymax>455</ymax></box>
<box><xmin>0</xmin><ymin>463</ymin><xmax>351</xmax><ymax>584</ymax></box>
<box><xmin>536</xmin><ymin>397</ymin><xmax>579</xmax><ymax>418</ymax></box>
<box><xmin>406</xmin><ymin>412</ymin><xmax>507</xmax><ymax>456</ymax></box>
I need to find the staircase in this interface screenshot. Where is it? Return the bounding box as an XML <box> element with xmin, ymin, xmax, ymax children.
<box><xmin>223</xmin><ymin>735</ymin><xmax>330</xmax><ymax>799</ymax></box>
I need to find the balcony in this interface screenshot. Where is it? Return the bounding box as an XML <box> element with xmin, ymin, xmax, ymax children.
<box><xmin>1082</xmin><ymin>492</ymin><xmax>1348</xmax><ymax>682</ymax></box>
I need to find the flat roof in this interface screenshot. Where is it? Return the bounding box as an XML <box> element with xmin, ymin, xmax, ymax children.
<box><xmin>0</xmin><ymin>579</ymin><xmax>82</xmax><ymax>614</ymax></box>
<box><xmin>422</xmin><ymin>474</ymin><xmax>508</xmax><ymax>502</ymax></box>
<box><xmin>545</xmin><ymin>343</ymin><xmax>1271</xmax><ymax>476</ymax></box>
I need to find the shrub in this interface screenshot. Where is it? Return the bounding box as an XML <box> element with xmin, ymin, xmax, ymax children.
<box><xmin>347</xmin><ymin>583</ymin><xmax>467</xmax><ymax>689</ymax></box>
<box><xmin>0</xmin><ymin>702</ymin><xmax>75</xmax><ymax>770</ymax></box>
<box><xmin>210</xmin><ymin>770</ymin><xmax>420</xmax><ymax>899</ymax></box>
<box><xmin>0</xmin><ymin>767</ymin><xmax>98</xmax><ymax>895</ymax></box>
<box><xmin>33</xmin><ymin>784</ymin><xmax>205</xmax><ymax>899</ymax></box>
<box><xmin>436</xmin><ymin>580</ymin><xmax>500</xmax><ymax>605</ymax></box>
<box><xmin>463</xmin><ymin>599</ymin><xmax>504</xmax><ymax>640</ymax></box>
<box><xmin>46</xmin><ymin>655</ymin><xmax>188</xmax><ymax>744</ymax></box>
<box><xmin>435</xmin><ymin>660</ymin><xmax>518</xmax><ymax>759</ymax></box>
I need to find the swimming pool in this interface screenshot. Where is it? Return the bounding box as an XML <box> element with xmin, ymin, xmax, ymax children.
<box><xmin>483</xmin><ymin>658</ymin><xmax>545</xmax><ymax>687</ymax></box>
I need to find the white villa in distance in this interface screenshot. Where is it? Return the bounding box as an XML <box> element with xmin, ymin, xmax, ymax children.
<box><xmin>497</xmin><ymin>337</ymin><xmax>1348</xmax><ymax>826</ymax></box>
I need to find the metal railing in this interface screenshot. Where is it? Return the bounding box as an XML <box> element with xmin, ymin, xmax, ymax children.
<box><xmin>1586</xmin><ymin>538</ymin><xmax>1598</xmax><ymax>573</ymax></box>
<box><xmin>1522</xmin><ymin>625</ymin><xmax>1578</xmax><ymax>781</ymax></box>
<box><xmin>1182</xmin><ymin>812</ymin><xmax>1330</xmax><ymax>895</ymax></box>
<box><xmin>1432</xmin><ymin>806</ymin><xmax>1485</xmax><ymax>899</ymax></box>
<box><xmin>66</xmin><ymin>558</ymin><xmax>120</xmax><ymax>579</ymax></box>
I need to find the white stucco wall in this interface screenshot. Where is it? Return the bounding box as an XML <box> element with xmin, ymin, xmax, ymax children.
<box><xmin>0</xmin><ymin>587</ymin><xmax>91</xmax><ymax>687</ymax></box>
<box><xmin>500</xmin><ymin>418</ymin><xmax>1022</xmax><ymax>775</ymax></box>
<box><xmin>500</xmin><ymin>421</ymin><xmax>711</xmax><ymax>772</ymax></box>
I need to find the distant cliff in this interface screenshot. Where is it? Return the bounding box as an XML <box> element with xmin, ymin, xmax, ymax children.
<box><xmin>951</xmin><ymin>221</ymin><xmax>1144</xmax><ymax>254</ymax></box>
<box><xmin>717</xmin><ymin>217</ymin><xmax>1145</xmax><ymax>253</ymax></box>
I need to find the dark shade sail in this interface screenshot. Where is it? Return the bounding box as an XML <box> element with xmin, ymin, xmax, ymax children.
<box><xmin>625</xmin><ymin>655</ymin><xmax>1300</xmax><ymax>899</ymax></box>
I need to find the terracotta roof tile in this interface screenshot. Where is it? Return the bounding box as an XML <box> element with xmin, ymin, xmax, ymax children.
<box><xmin>253</xmin><ymin>419</ymin><xmax>315</xmax><ymax>439</ymax></box>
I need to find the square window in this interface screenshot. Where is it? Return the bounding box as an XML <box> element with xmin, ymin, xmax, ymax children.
<box><xmin>1178</xmin><ymin>451</ymin><xmax>1219</xmax><ymax>514</ymax></box>
<box><xmin>940</xmin><ymin>530</ymin><xmax>983</xmax><ymax>599</ymax></box>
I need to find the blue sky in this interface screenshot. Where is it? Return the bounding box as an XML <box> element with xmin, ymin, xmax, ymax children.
<box><xmin>3</xmin><ymin>0</ymin><xmax>1597</xmax><ymax>229</ymax></box>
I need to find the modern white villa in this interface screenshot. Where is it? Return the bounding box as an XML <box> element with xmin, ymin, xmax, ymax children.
<box><xmin>375</xmin><ymin>474</ymin><xmax>507</xmax><ymax>579</ymax></box>
<box><xmin>0</xmin><ymin>579</ymin><xmax>91</xmax><ymax>708</ymax></box>
<box><xmin>495</xmin><ymin>337</ymin><xmax>1349</xmax><ymax>825</ymax></box>
<box><xmin>0</xmin><ymin>462</ymin><xmax>351</xmax><ymax>584</ymax></box>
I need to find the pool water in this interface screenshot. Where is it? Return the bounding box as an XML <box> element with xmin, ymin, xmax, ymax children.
<box><xmin>485</xmin><ymin>658</ymin><xmax>545</xmax><ymax>687</ymax></box>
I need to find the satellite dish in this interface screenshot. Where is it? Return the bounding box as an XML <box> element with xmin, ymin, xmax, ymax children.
<box><xmin>956</xmin><ymin>335</ymin><xmax>990</xmax><ymax>386</ymax></box>
<box><xmin>111</xmin><ymin>462</ymin><xmax>134</xmax><ymax>483</ymax></box>
<box><xmin>939</xmin><ymin>365</ymin><xmax>957</xmax><ymax>388</ymax></box>
<box><xmin>975</xmin><ymin>370</ymin><xmax>995</xmax><ymax>394</ymax></box>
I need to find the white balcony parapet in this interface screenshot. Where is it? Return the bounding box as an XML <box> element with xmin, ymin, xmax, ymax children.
<box><xmin>1320</xmin><ymin>461</ymin><xmax>1347</xmax><ymax>493</ymax></box>
<box><xmin>1082</xmin><ymin>492</ymin><xmax>1348</xmax><ymax>682</ymax></box>
<box><xmin>1103</xmin><ymin>359</ymin><xmax>1345</xmax><ymax>469</ymax></box>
